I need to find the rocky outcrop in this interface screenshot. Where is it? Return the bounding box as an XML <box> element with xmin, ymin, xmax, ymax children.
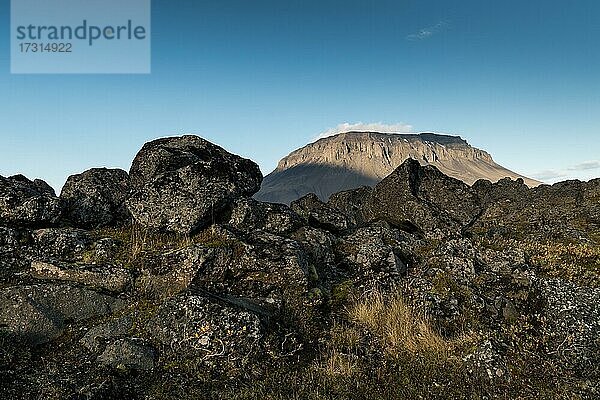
<box><xmin>32</xmin><ymin>227</ymin><xmax>93</xmax><ymax>261</ymax></box>
<box><xmin>362</xmin><ymin>158</ymin><xmax>482</xmax><ymax>236</ymax></box>
<box><xmin>60</xmin><ymin>168</ymin><xmax>130</xmax><ymax>229</ymax></box>
<box><xmin>0</xmin><ymin>175</ymin><xmax>62</xmax><ymax>227</ymax></box>
<box><xmin>1</xmin><ymin>136</ymin><xmax>599</xmax><ymax>399</ymax></box>
<box><xmin>194</xmin><ymin>229</ymin><xmax>311</xmax><ymax>315</ymax></box>
<box><xmin>256</xmin><ymin>131</ymin><xmax>540</xmax><ymax>204</ymax></box>
<box><xmin>470</xmin><ymin>178</ymin><xmax>600</xmax><ymax>243</ymax></box>
<box><xmin>135</xmin><ymin>243</ymin><xmax>213</xmax><ymax>298</ymax></box>
<box><xmin>126</xmin><ymin>135</ymin><xmax>263</xmax><ymax>234</ymax></box>
<box><xmin>335</xmin><ymin>222</ymin><xmax>415</xmax><ymax>289</ymax></box>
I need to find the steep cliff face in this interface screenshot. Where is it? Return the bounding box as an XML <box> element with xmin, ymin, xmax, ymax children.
<box><xmin>256</xmin><ymin>132</ymin><xmax>540</xmax><ymax>204</ymax></box>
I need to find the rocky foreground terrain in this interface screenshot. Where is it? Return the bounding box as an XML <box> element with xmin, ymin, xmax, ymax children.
<box><xmin>1</xmin><ymin>135</ymin><xmax>599</xmax><ymax>399</ymax></box>
<box><xmin>256</xmin><ymin>132</ymin><xmax>540</xmax><ymax>204</ymax></box>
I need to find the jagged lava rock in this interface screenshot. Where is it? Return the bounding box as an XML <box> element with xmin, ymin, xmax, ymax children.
<box><xmin>126</xmin><ymin>135</ymin><xmax>262</xmax><ymax>234</ymax></box>
<box><xmin>470</xmin><ymin>178</ymin><xmax>600</xmax><ymax>243</ymax></box>
<box><xmin>362</xmin><ymin>158</ymin><xmax>482</xmax><ymax>236</ymax></box>
<box><xmin>98</xmin><ymin>338</ymin><xmax>155</xmax><ymax>371</ymax></box>
<box><xmin>135</xmin><ymin>243</ymin><xmax>214</xmax><ymax>298</ymax></box>
<box><xmin>326</xmin><ymin>186</ymin><xmax>373</xmax><ymax>226</ymax></box>
<box><xmin>80</xmin><ymin>316</ymin><xmax>135</xmax><ymax>353</ymax></box>
<box><xmin>194</xmin><ymin>228</ymin><xmax>310</xmax><ymax>314</ymax></box>
<box><xmin>291</xmin><ymin>193</ymin><xmax>350</xmax><ymax>233</ymax></box>
<box><xmin>29</xmin><ymin>260</ymin><xmax>133</xmax><ymax>293</ymax></box>
<box><xmin>0</xmin><ymin>174</ymin><xmax>62</xmax><ymax>227</ymax></box>
<box><xmin>228</xmin><ymin>197</ymin><xmax>304</xmax><ymax>235</ymax></box>
<box><xmin>335</xmin><ymin>222</ymin><xmax>415</xmax><ymax>289</ymax></box>
<box><xmin>60</xmin><ymin>168</ymin><xmax>130</xmax><ymax>229</ymax></box>
<box><xmin>32</xmin><ymin>227</ymin><xmax>93</xmax><ymax>261</ymax></box>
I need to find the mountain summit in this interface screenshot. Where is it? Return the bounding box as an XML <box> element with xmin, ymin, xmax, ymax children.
<box><xmin>255</xmin><ymin>131</ymin><xmax>540</xmax><ymax>204</ymax></box>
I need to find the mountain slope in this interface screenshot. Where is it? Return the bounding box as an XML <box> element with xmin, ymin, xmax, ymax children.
<box><xmin>255</xmin><ymin>132</ymin><xmax>540</xmax><ymax>204</ymax></box>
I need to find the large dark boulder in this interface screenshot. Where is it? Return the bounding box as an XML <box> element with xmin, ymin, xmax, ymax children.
<box><xmin>60</xmin><ymin>168</ymin><xmax>130</xmax><ymax>229</ymax></box>
<box><xmin>126</xmin><ymin>135</ymin><xmax>263</xmax><ymax>234</ymax></box>
<box><xmin>0</xmin><ymin>175</ymin><xmax>62</xmax><ymax>228</ymax></box>
<box><xmin>362</xmin><ymin>159</ymin><xmax>482</xmax><ymax>237</ymax></box>
<box><xmin>326</xmin><ymin>186</ymin><xmax>373</xmax><ymax>226</ymax></box>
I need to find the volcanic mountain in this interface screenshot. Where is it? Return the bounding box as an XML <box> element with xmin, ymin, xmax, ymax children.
<box><xmin>255</xmin><ymin>132</ymin><xmax>540</xmax><ymax>204</ymax></box>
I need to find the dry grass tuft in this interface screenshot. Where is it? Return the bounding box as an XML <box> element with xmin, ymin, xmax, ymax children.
<box><xmin>321</xmin><ymin>349</ymin><xmax>358</xmax><ymax>377</ymax></box>
<box><xmin>348</xmin><ymin>290</ymin><xmax>473</xmax><ymax>359</ymax></box>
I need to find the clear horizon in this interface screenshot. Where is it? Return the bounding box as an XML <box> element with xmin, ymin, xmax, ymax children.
<box><xmin>1</xmin><ymin>0</ymin><xmax>599</xmax><ymax>190</ymax></box>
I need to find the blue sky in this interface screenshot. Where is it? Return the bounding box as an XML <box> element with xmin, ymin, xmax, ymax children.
<box><xmin>1</xmin><ymin>0</ymin><xmax>599</xmax><ymax>190</ymax></box>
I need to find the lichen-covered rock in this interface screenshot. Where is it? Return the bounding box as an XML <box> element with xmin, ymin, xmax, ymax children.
<box><xmin>536</xmin><ymin>277</ymin><xmax>600</xmax><ymax>377</ymax></box>
<box><xmin>29</xmin><ymin>260</ymin><xmax>132</xmax><ymax>293</ymax></box>
<box><xmin>60</xmin><ymin>168</ymin><xmax>130</xmax><ymax>229</ymax></box>
<box><xmin>335</xmin><ymin>222</ymin><xmax>415</xmax><ymax>289</ymax></box>
<box><xmin>291</xmin><ymin>226</ymin><xmax>339</xmax><ymax>284</ymax></box>
<box><xmin>326</xmin><ymin>186</ymin><xmax>373</xmax><ymax>226</ymax></box>
<box><xmin>0</xmin><ymin>227</ymin><xmax>30</xmax><ymax>279</ymax></box>
<box><xmin>0</xmin><ymin>284</ymin><xmax>124</xmax><ymax>345</ymax></box>
<box><xmin>146</xmin><ymin>294</ymin><xmax>262</xmax><ymax>373</ymax></box>
<box><xmin>32</xmin><ymin>227</ymin><xmax>93</xmax><ymax>261</ymax></box>
<box><xmin>0</xmin><ymin>226</ymin><xmax>21</xmax><ymax>247</ymax></box>
<box><xmin>126</xmin><ymin>135</ymin><xmax>262</xmax><ymax>234</ymax></box>
<box><xmin>291</xmin><ymin>193</ymin><xmax>351</xmax><ymax>233</ymax></box>
<box><xmin>0</xmin><ymin>175</ymin><xmax>62</xmax><ymax>228</ymax></box>
<box><xmin>469</xmin><ymin>178</ymin><xmax>600</xmax><ymax>243</ymax></box>
<box><xmin>135</xmin><ymin>243</ymin><xmax>213</xmax><ymax>298</ymax></box>
<box><xmin>98</xmin><ymin>338</ymin><xmax>155</xmax><ymax>371</ymax></box>
<box><xmin>194</xmin><ymin>230</ymin><xmax>310</xmax><ymax>314</ymax></box>
<box><xmin>228</xmin><ymin>198</ymin><xmax>304</xmax><ymax>235</ymax></box>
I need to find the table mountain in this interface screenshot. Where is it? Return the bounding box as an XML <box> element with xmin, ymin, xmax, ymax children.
<box><xmin>256</xmin><ymin>131</ymin><xmax>540</xmax><ymax>204</ymax></box>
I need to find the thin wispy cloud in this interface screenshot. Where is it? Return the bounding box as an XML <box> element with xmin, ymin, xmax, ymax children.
<box><xmin>532</xmin><ymin>170</ymin><xmax>568</xmax><ymax>181</ymax></box>
<box><xmin>406</xmin><ymin>21</ymin><xmax>449</xmax><ymax>41</ymax></box>
<box><xmin>314</xmin><ymin>122</ymin><xmax>414</xmax><ymax>141</ymax></box>
<box><xmin>532</xmin><ymin>160</ymin><xmax>600</xmax><ymax>183</ymax></box>
<box><xmin>568</xmin><ymin>161</ymin><xmax>600</xmax><ymax>171</ymax></box>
